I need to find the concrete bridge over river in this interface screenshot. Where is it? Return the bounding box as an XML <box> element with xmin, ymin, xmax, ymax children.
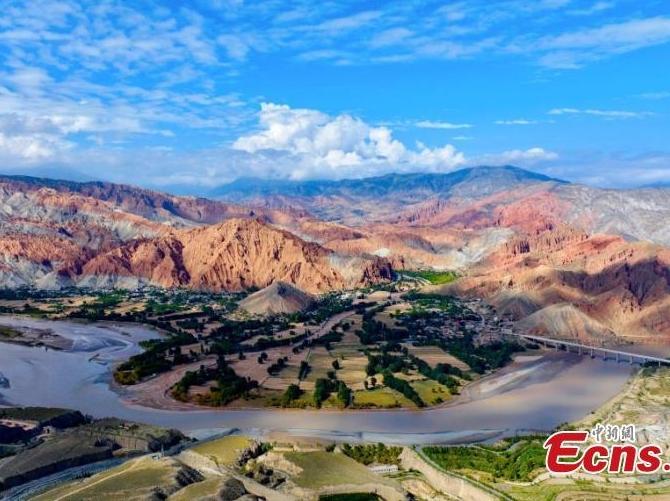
<box><xmin>506</xmin><ymin>332</ymin><xmax>670</xmax><ymax>367</ymax></box>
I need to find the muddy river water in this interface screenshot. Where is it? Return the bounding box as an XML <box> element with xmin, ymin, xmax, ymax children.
<box><xmin>0</xmin><ymin>316</ymin><xmax>634</xmax><ymax>444</ymax></box>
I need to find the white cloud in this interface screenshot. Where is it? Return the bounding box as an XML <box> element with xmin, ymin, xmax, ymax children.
<box><xmin>494</xmin><ymin>119</ymin><xmax>539</xmax><ymax>125</ymax></box>
<box><xmin>316</xmin><ymin>10</ymin><xmax>382</xmax><ymax>33</ymax></box>
<box><xmin>0</xmin><ymin>2</ymin><xmax>661</xmax><ymax>188</ymax></box>
<box><xmin>537</xmin><ymin>17</ymin><xmax>670</xmax><ymax>67</ymax></box>
<box><xmin>0</xmin><ymin>132</ymin><xmax>66</xmax><ymax>160</ymax></box>
<box><xmin>227</xmin><ymin>103</ymin><xmax>564</xmax><ymax>181</ymax></box>
<box><xmin>296</xmin><ymin>49</ymin><xmax>353</xmax><ymax>63</ymax></box>
<box><xmin>568</xmin><ymin>1</ymin><xmax>613</xmax><ymax>16</ymax></box>
<box><xmin>232</xmin><ymin>103</ymin><xmax>466</xmax><ymax>178</ymax></box>
<box><xmin>414</xmin><ymin>120</ymin><xmax>473</xmax><ymax>130</ymax></box>
<box><xmin>217</xmin><ymin>34</ymin><xmax>251</xmax><ymax>61</ymax></box>
<box><xmin>6</xmin><ymin>67</ymin><xmax>52</xmax><ymax>91</ymax></box>
<box><xmin>0</xmin><ymin>114</ymin><xmax>74</xmax><ymax>160</ymax></box>
<box><xmin>477</xmin><ymin>147</ymin><xmax>559</xmax><ymax>166</ymax></box>
<box><xmin>369</xmin><ymin>28</ymin><xmax>413</xmax><ymax>48</ymax></box>
<box><xmin>542</xmin><ymin>17</ymin><xmax>670</xmax><ymax>51</ymax></box>
<box><xmin>638</xmin><ymin>91</ymin><xmax>670</xmax><ymax>100</ymax></box>
<box><xmin>548</xmin><ymin>107</ymin><xmax>654</xmax><ymax>119</ymax></box>
<box><xmin>0</xmin><ymin>98</ymin><xmax>562</xmax><ymax>185</ymax></box>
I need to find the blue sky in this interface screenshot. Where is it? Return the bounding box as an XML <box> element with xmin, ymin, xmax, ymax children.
<box><xmin>0</xmin><ymin>0</ymin><xmax>669</xmax><ymax>190</ymax></box>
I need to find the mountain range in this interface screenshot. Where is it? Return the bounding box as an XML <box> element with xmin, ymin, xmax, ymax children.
<box><xmin>212</xmin><ymin>167</ymin><xmax>670</xmax><ymax>246</ymax></box>
<box><xmin>1</xmin><ymin>166</ymin><xmax>669</xmax><ymax>342</ymax></box>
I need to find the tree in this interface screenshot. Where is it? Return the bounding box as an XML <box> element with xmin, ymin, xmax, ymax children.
<box><xmin>313</xmin><ymin>378</ymin><xmax>335</xmax><ymax>408</ymax></box>
<box><xmin>337</xmin><ymin>381</ymin><xmax>351</xmax><ymax>407</ymax></box>
<box><xmin>281</xmin><ymin>384</ymin><xmax>302</xmax><ymax>407</ymax></box>
<box><xmin>332</xmin><ymin>360</ymin><xmax>340</xmax><ymax>370</ymax></box>
<box><xmin>285</xmin><ymin>384</ymin><xmax>301</xmax><ymax>400</ymax></box>
<box><xmin>370</xmin><ymin>376</ymin><xmax>377</xmax><ymax>388</ymax></box>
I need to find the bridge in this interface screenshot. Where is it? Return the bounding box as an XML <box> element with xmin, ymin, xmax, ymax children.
<box><xmin>505</xmin><ymin>332</ymin><xmax>670</xmax><ymax>367</ymax></box>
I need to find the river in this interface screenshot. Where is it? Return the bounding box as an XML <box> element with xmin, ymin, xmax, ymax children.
<box><xmin>0</xmin><ymin>316</ymin><xmax>634</xmax><ymax>444</ymax></box>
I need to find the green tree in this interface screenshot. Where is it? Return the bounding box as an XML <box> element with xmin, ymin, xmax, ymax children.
<box><xmin>281</xmin><ymin>384</ymin><xmax>302</xmax><ymax>407</ymax></box>
<box><xmin>337</xmin><ymin>381</ymin><xmax>351</xmax><ymax>407</ymax></box>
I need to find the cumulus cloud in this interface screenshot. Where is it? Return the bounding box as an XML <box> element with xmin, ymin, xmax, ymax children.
<box><xmin>232</xmin><ymin>103</ymin><xmax>466</xmax><ymax>178</ymax></box>
<box><xmin>0</xmin><ymin>114</ymin><xmax>74</xmax><ymax>161</ymax></box>
<box><xmin>0</xmin><ymin>132</ymin><xmax>67</xmax><ymax>160</ymax></box>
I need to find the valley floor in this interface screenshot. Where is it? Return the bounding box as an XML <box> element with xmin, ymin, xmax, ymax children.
<box><xmin>0</xmin><ymin>282</ymin><xmax>525</xmax><ymax>413</ymax></box>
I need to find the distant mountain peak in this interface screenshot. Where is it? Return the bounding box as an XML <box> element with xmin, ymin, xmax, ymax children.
<box><xmin>211</xmin><ymin>165</ymin><xmax>566</xmax><ymax>201</ymax></box>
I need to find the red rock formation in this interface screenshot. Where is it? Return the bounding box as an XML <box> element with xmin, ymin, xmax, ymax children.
<box><xmin>452</xmin><ymin>225</ymin><xmax>670</xmax><ymax>340</ymax></box>
<box><xmin>81</xmin><ymin>218</ymin><xmax>392</xmax><ymax>293</ymax></box>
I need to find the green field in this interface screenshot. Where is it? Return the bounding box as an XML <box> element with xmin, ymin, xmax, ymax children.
<box><xmin>352</xmin><ymin>387</ymin><xmax>414</xmax><ymax>408</ymax></box>
<box><xmin>402</xmin><ymin>270</ymin><xmax>459</xmax><ymax>285</ymax></box>
<box><xmin>410</xmin><ymin>379</ymin><xmax>450</xmax><ymax>405</ymax></box>
<box><xmin>422</xmin><ymin>437</ymin><xmax>546</xmax><ymax>482</ymax></box>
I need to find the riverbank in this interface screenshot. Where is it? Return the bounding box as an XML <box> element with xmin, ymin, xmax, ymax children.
<box><xmin>0</xmin><ymin>316</ymin><xmax>634</xmax><ymax>444</ymax></box>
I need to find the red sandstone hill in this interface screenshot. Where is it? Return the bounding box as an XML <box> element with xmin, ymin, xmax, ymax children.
<box><xmin>0</xmin><ymin>176</ymin><xmax>391</xmax><ymax>292</ymax></box>
<box><xmin>450</xmin><ymin>225</ymin><xmax>670</xmax><ymax>341</ymax></box>
<box><xmin>80</xmin><ymin>218</ymin><xmax>392</xmax><ymax>293</ymax></box>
